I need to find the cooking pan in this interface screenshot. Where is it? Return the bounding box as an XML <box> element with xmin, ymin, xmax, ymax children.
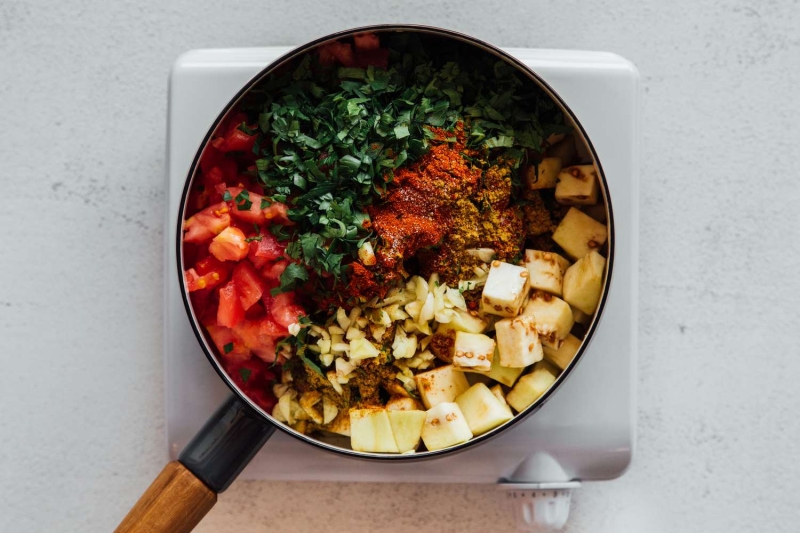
<box><xmin>115</xmin><ymin>24</ymin><xmax>614</xmax><ymax>533</ymax></box>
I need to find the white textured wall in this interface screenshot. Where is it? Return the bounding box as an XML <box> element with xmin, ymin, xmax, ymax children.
<box><xmin>1</xmin><ymin>1</ymin><xmax>798</xmax><ymax>532</ymax></box>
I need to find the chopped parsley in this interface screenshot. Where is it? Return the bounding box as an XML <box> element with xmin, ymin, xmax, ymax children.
<box><xmin>222</xmin><ymin>190</ymin><xmax>233</xmax><ymax>202</ymax></box>
<box><xmin>239</xmin><ymin>368</ymin><xmax>252</xmax><ymax>383</ymax></box>
<box><xmin>242</xmin><ymin>34</ymin><xmax>567</xmax><ymax>294</ymax></box>
<box><xmin>223</xmin><ymin>342</ymin><xmax>234</xmax><ymax>354</ymax></box>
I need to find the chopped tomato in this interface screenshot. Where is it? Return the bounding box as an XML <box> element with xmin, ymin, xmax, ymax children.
<box><xmin>248</xmin><ymin>232</ymin><xmax>286</xmax><ymax>268</ymax></box>
<box><xmin>262</xmin><ymin>260</ymin><xmax>289</xmax><ymax>281</ymax></box>
<box><xmin>356</xmin><ymin>48</ymin><xmax>390</xmax><ymax>69</ymax></box>
<box><xmin>219</xmin><ymin>128</ymin><xmax>258</xmax><ymax>154</ymax></box>
<box><xmin>263</xmin><ymin>201</ymin><xmax>293</xmax><ymax>225</ymax></box>
<box><xmin>225</xmin><ymin>187</ymin><xmax>266</xmax><ymax>225</ymax></box>
<box><xmin>209</xmin><ymin>227</ymin><xmax>248</xmax><ymax>262</ymax></box>
<box><xmin>319</xmin><ymin>41</ymin><xmax>355</xmax><ymax>67</ymax></box>
<box><xmin>206</xmin><ymin>325</ymin><xmax>250</xmax><ymax>364</ymax></box>
<box><xmin>186</xmin><ymin>255</ymin><xmax>232</xmax><ymax>292</ymax></box>
<box><xmin>195</xmin><ymin>255</ymin><xmax>233</xmax><ymax>277</ymax></box>
<box><xmin>232</xmin><ymin>261</ymin><xmax>266</xmax><ymax>310</ymax></box>
<box><xmin>217</xmin><ymin>281</ymin><xmax>245</xmax><ymax>328</ymax></box>
<box><xmin>353</xmin><ymin>32</ymin><xmax>380</xmax><ymax>51</ymax></box>
<box><xmin>183</xmin><ymin>202</ymin><xmax>231</xmax><ymax>243</ymax></box>
<box><xmin>219</xmin><ymin>112</ymin><xmax>250</xmax><ymax>137</ymax></box>
<box><xmin>233</xmin><ymin>319</ymin><xmax>278</xmax><ymax>362</ymax></box>
<box><xmin>200</xmin><ymin>145</ymin><xmax>225</xmax><ymax>174</ymax></box>
<box><xmin>187</xmin><ymin>186</ymin><xmax>209</xmax><ymax>212</ymax></box>
<box><xmin>247</xmin><ymin>387</ymin><xmax>278</xmax><ymax>413</ymax></box>
<box><xmin>260</xmin><ymin>316</ymin><xmax>289</xmax><ymax>337</ymax></box>
<box><xmin>190</xmin><ymin>288</ymin><xmax>214</xmax><ymax>325</ymax></box>
<box><xmin>270</xmin><ymin>292</ymin><xmax>306</xmax><ymax>329</ymax></box>
<box><xmin>318</xmin><ymin>45</ymin><xmax>337</xmax><ymax>66</ymax></box>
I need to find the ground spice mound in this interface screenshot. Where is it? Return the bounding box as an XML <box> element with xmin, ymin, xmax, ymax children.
<box><xmin>368</xmin><ymin>132</ymin><xmax>479</xmax><ymax>274</ymax></box>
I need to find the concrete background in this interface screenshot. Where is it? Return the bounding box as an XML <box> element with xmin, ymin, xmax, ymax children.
<box><xmin>1</xmin><ymin>1</ymin><xmax>798</xmax><ymax>531</ymax></box>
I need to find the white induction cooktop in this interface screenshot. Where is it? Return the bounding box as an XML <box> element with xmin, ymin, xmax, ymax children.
<box><xmin>165</xmin><ymin>46</ymin><xmax>638</xmax><ymax>506</ymax></box>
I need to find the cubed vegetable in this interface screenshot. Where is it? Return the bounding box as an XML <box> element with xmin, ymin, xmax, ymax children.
<box><xmin>480</xmin><ymin>261</ymin><xmax>530</xmax><ymax>318</ymax></box>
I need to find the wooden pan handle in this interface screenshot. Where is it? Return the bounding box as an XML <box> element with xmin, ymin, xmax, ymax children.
<box><xmin>114</xmin><ymin>461</ymin><xmax>216</xmax><ymax>533</ymax></box>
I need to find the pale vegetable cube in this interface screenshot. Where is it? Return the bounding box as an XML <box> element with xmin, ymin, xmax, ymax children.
<box><xmin>455</xmin><ymin>383</ymin><xmax>514</xmax><ymax>436</ymax></box>
<box><xmin>325</xmin><ymin>408</ymin><xmax>350</xmax><ymax>436</ymax></box>
<box><xmin>522</xmin><ymin>291</ymin><xmax>574</xmax><ymax>349</ymax></box>
<box><xmin>524</xmin><ymin>157</ymin><xmax>562</xmax><ymax>190</ymax></box>
<box><xmin>484</xmin><ymin>350</ymin><xmax>524</xmax><ymax>387</ymax></box>
<box><xmin>480</xmin><ymin>261</ymin><xmax>531</xmax><ymax>318</ymax></box>
<box><xmin>489</xmin><ymin>384</ymin><xmax>507</xmax><ymax>405</ymax></box>
<box><xmin>551</xmin><ymin>207</ymin><xmax>607</xmax><ymax>260</ymax></box>
<box><xmin>524</xmin><ymin>250</ymin><xmax>570</xmax><ymax>296</ymax></box>
<box><xmin>420</xmin><ymin>402</ymin><xmax>473</xmax><ymax>451</ymax></box>
<box><xmin>555</xmin><ymin>165</ymin><xmax>599</xmax><ymax>205</ymax></box>
<box><xmin>387</xmin><ymin>410</ymin><xmax>427</xmax><ymax>453</ymax></box>
<box><xmin>543</xmin><ymin>334</ymin><xmax>582</xmax><ymax>370</ymax></box>
<box><xmin>571</xmin><ymin>306</ymin><xmax>591</xmax><ymax>325</ymax></box>
<box><xmin>414</xmin><ymin>365</ymin><xmax>470</xmax><ymax>409</ymax></box>
<box><xmin>582</xmin><ymin>204</ymin><xmax>607</xmax><ymax>223</ymax></box>
<box><xmin>506</xmin><ymin>364</ymin><xmax>558</xmax><ymax>413</ymax></box>
<box><xmin>495</xmin><ymin>315</ymin><xmax>543</xmax><ymax>368</ymax></box>
<box><xmin>437</xmin><ymin>309</ymin><xmax>488</xmax><ymax>334</ymax></box>
<box><xmin>387</xmin><ymin>396</ymin><xmax>424</xmax><ymax>411</ymax></box>
<box><xmin>562</xmin><ymin>251</ymin><xmax>606</xmax><ymax>315</ymax></box>
<box><xmin>547</xmin><ymin>134</ymin><xmax>577</xmax><ymax>165</ymax></box>
<box><xmin>452</xmin><ymin>332</ymin><xmax>495</xmax><ymax>372</ymax></box>
<box><xmin>349</xmin><ymin>409</ymin><xmax>399</xmax><ymax>453</ymax></box>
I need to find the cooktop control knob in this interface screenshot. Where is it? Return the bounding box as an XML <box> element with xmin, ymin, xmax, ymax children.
<box><xmin>498</xmin><ymin>482</ymin><xmax>580</xmax><ymax>531</ymax></box>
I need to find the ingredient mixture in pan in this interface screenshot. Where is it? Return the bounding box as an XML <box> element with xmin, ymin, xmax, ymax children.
<box><xmin>182</xmin><ymin>32</ymin><xmax>609</xmax><ymax>453</ymax></box>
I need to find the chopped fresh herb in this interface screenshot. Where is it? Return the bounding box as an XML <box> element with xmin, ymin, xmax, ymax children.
<box><xmin>239</xmin><ymin>36</ymin><xmax>566</xmax><ymax>294</ymax></box>
<box><xmin>271</xmin><ymin>262</ymin><xmax>310</xmax><ymax>295</ymax></box>
<box><xmin>245</xmin><ymin>222</ymin><xmax>263</xmax><ymax>242</ymax></box>
<box><xmin>260</xmin><ymin>197</ymin><xmax>271</xmax><ymax>209</ymax></box>
<box><xmin>239</xmin><ymin>368</ymin><xmax>252</xmax><ymax>383</ymax></box>
<box><xmin>235</xmin><ymin>190</ymin><xmax>253</xmax><ymax>211</ymax></box>
<box><xmin>300</xmin><ymin>353</ymin><xmax>324</xmax><ymax>377</ymax></box>
<box><xmin>223</xmin><ymin>342</ymin><xmax>234</xmax><ymax>354</ymax></box>
<box><xmin>222</xmin><ymin>190</ymin><xmax>233</xmax><ymax>202</ymax></box>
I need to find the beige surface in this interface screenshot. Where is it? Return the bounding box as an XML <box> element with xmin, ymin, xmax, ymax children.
<box><xmin>196</xmin><ymin>481</ymin><xmax>515</xmax><ymax>533</ymax></box>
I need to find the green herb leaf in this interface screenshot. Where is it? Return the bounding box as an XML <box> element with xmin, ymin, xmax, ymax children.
<box><xmin>223</xmin><ymin>342</ymin><xmax>234</xmax><ymax>354</ymax></box>
<box><xmin>222</xmin><ymin>190</ymin><xmax>233</xmax><ymax>202</ymax></box>
<box><xmin>239</xmin><ymin>368</ymin><xmax>252</xmax><ymax>383</ymax></box>
<box><xmin>271</xmin><ymin>263</ymin><xmax>309</xmax><ymax>295</ymax></box>
<box><xmin>300</xmin><ymin>354</ymin><xmax>324</xmax><ymax>377</ymax></box>
<box><xmin>235</xmin><ymin>190</ymin><xmax>253</xmax><ymax>211</ymax></box>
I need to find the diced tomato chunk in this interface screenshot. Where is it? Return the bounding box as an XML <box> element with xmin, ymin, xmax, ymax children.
<box><xmin>319</xmin><ymin>41</ymin><xmax>355</xmax><ymax>67</ymax></box>
<box><xmin>219</xmin><ymin>129</ymin><xmax>258</xmax><ymax>154</ymax></box>
<box><xmin>233</xmin><ymin>319</ymin><xmax>279</xmax><ymax>363</ymax></box>
<box><xmin>206</xmin><ymin>325</ymin><xmax>250</xmax><ymax>364</ymax></box>
<box><xmin>270</xmin><ymin>292</ymin><xmax>306</xmax><ymax>329</ymax></box>
<box><xmin>217</xmin><ymin>281</ymin><xmax>245</xmax><ymax>328</ymax></box>
<box><xmin>186</xmin><ymin>255</ymin><xmax>232</xmax><ymax>292</ymax></box>
<box><xmin>262</xmin><ymin>260</ymin><xmax>289</xmax><ymax>281</ymax></box>
<box><xmin>263</xmin><ymin>201</ymin><xmax>293</xmax><ymax>225</ymax></box>
<box><xmin>209</xmin><ymin>227</ymin><xmax>248</xmax><ymax>262</ymax></box>
<box><xmin>353</xmin><ymin>32</ymin><xmax>380</xmax><ymax>51</ymax></box>
<box><xmin>225</xmin><ymin>187</ymin><xmax>266</xmax><ymax>224</ymax></box>
<box><xmin>183</xmin><ymin>203</ymin><xmax>231</xmax><ymax>243</ymax></box>
<box><xmin>232</xmin><ymin>261</ymin><xmax>266</xmax><ymax>310</ymax></box>
<box><xmin>356</xmin><ymin>48</ymin><xmax>390</xmax><ymax>69</ymax></box>
<box><xmin>195</xmin><ymin>255</ymin><xmax>232</xmax><ymax>277</ymax></box>
<box><xmin>260</xmin><ymin>316</ymin><xmax>289</xmax><ymax>337</ymax></box>
<box><xmin>200</xmin><ymin>145</ymin><xmax>225</xmax><ymax>174</ymax></box>
<box><xmin>248</xmin><ymin>232</ymin><xmax>286</xmax><ymax>268</ymax></box>
<box><xmin>247</xmin><ymin>387</ymin><xmax>278</xmax><ymax>413</ymax></box>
